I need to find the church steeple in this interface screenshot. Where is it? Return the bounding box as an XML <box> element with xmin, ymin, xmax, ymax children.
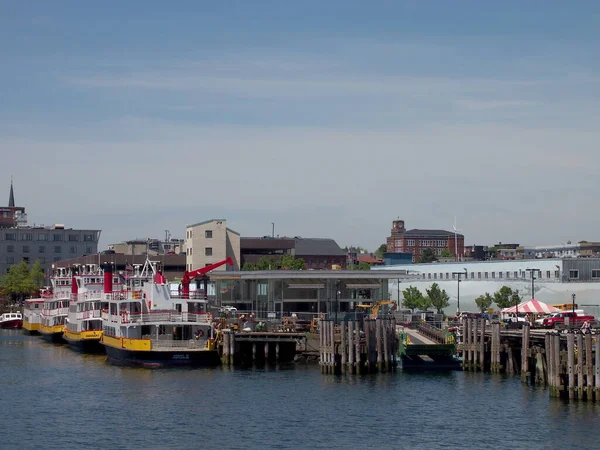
<box><xmin>8</xmin><ymin>176</ymin><xmax>15</xmax><ymax>207</ymax></box>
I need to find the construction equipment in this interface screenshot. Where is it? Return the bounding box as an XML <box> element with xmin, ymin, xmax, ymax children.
<box><xmin>356</xmin><ymin>300</ymin><xmax>397</xmax><ymax>319</ymax></box>
<box><xmin>181</xmin><ymin>257</ymin><xmax>233</xmax><ymax>299</ymax></box>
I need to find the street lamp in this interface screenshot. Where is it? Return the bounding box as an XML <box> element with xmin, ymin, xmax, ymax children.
<box><xmin>572</xmin><ymin>293</ymin><xmax>576</xmax><ymax>313</ymax></box>
<box><xmin>335</xmin><ymin>280</ymin><xmax>341</xmax><ymax>323</ymax></box>
<box><xmin>526</xmin><ymin>268</ymin><xmax>538</xmax><ymax>300</ymax></box>
<box><xmin>452</xmin><ymin>268</ymin><xmax>468</xmax><ymax>314</ymax></box>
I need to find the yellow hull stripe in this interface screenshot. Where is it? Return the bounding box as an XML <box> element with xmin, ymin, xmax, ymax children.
<box><xmin>23</xmin><ymin>321</ymin><xmax>41</xmax><ymax>332</ymax></box>
<box><xmin>64</xmin><ymin>329</ymin><xmax>103</xmax><ymax>341</ymax></box>
<box><xmin>40</xmin><ymin>324</ymin><xmax>64</xmax><ymax>334</ymax></box>
<box><xmin>101</xmin><ymin>335</ymin><xmax>152</xmax><ymax>351</ymax></box>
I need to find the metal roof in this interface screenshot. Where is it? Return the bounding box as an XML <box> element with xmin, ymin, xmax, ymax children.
<box><xmin>294</xmin><ymin>238</ymin><xmax>345</xmax><ymax>256</ymax></box>
<box><xmin>405</xmin><ymin>229</ymin><xmax>464</xmax><ymax>238</ymax></box>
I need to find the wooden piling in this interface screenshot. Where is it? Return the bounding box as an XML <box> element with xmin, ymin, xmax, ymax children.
<box><xmin>521</xmin><ymin>324</ymin><xmax>530</xmax><ymax>382</ymax></box>
<box><xmin>348</xmin><ymin>320</ymin><xmax>355</xmax><ymax>373</ymax></box>
<box><xmin>229</xmin><ymin>331</ymin><xmax>235</xmax><ymax>366</ymax></box>
<box><xmin>355</xmin><ymin>321</ymin><xmax>361</xmax><ymax>373</ymax></box>
<box><xmin>382</xmin><ymin>320</ymin><xmax>389</xmax><ymax>373</ymax></box>
<box><xmin>340</xmin><ymin>320</ymin><xmax>347</xmax><ymax>372</ymax></box>
<box><xmin>222</xmin><ymin>331</ymin><xmax>230</xmax><ymax>366</ymax></box>
<box><xmin>577</xmin><ymin>333</ymin><xmax>584</xmax><ymax>399</ymax></box>
<box><xmin>546</xmin><ymin>334</ymin><xmax>554</xmax><ymax>395</ymax></box>
<box><xmin>376</xmin><ymin>319</ymin><xmax>383</xmax><ymax>372</ymax></box>
<box><xmin>585</xmin><ymin>333</ymin><xmax>593</xmax><ymax>400</ymax></box>
<box><xmin>567</xmin><ymin>332</ymin><xmax>575</xmax><ymax>400</ymax></box>
<box><xmin>553</xmin><ymin>333</ymin><xmax>561</xmax><ymax>397</ymax></box>
<box><xmin>478</xmin><ymin>318</ymin><xmax>485</xmax><ymax>371</ymax></box>
<box><xmin>463</xmin><ymin>319</ymin><xmax>470</xmax><ymax>370</ymax></box>
<box><xmin>264</xmin><ymin>342</ymin><xmax>269</xmax><ymax>363</ymax></box>
<box><xmin>596</xmin><ymin>333</ymin><xmax>600</xmax><ymax>401</ymax></box>
<box><xmin>364</xmin><ymin>319</ymin><xmax>370</xmax><ymax>373</ymax></box>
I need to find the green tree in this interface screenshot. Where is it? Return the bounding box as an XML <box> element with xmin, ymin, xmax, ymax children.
<box><xmin>0</xmin><ymin>260</ymin><xmax>39</xmax><ymax>303</ymax></box>
<box><xmin>510</xmin><ymin>289</ymin><xmax>523</xmax><ymax>307</ymax></box>
<box><xmin>418</xmin><ymin>248</ymin><xmax>438</xmax><ymax>263</ymax></box>
<box><xmin>426</xmin><ymin>283</ymin><xmax>450</xmax><ymax>314</ymax></box>
<box><xmin>420</xmin><ymin>295</ymin><xmax>433</xmax><ymax>311</ymax></box>
<box><xmin>279</xmin><ymin>254</ymin><xmax>305</xmax><ymax>270</ymax></box>
<box><xmin>493</xmin><ymin>286</ymin><xmax>514</xmax><ymax>309</ymax></box>
<box><xmin>374</xmin><ymin>244</ymin><xmax>387</xmax><ymax>259</ymax></box>
<box><xmin>349</xmin><ymin>261</ymin><xmax>372</xmax><ymax>271</ymax></box>
<box><xmin>30</xmin><ymin>259</ymin><xmax>45</xmax><ymax>290</ymax></box>
<box><xmin>475</xmin><ymin>293</ymin><xmax>494</xmax><ymax>313</ymax></box>
<box><xmin>242</xmin><ymin>262</ymin><xmax>257</xmax><ymax>271</ymax></box>
<box><xmin>439</xmin><ymin>249</ymin><xmax>453</xmax><ymax>258</ymax></box>
<box><xmin>401</xmin><ymin>286</ymin><xmax>424</xmax><ymax>311</ymax></box>
<box><xmin>256</xmin><ymin>256</ymin><xmax>277</xmax><ymax>270</ymax></box>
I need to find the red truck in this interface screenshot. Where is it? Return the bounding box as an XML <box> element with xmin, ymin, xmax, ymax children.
<box><xmin>542</xmin><ymin>311</ymin><xmax>594</xmax><ymax>328</ymax></box>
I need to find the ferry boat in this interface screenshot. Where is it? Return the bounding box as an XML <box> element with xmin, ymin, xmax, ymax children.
<box><xmin>39</xmin><ymin>267</ymin><xmax>71</xmax><ymax>343</ymax></box>
<box><xmin>0</xmin><ymin>311</ymin><xmax>23</xmax><ymax>329</ymax></box>
<box><xmin>101</xmin><ymin>258</ymin><xmax>231</xmax><ymax>367</ymax></box>
<box><xmin>63</xmin><ymin>263</ymin><xmax>113</xmax><ymax>353</ymax></box>
<box><xmin>22</xmin><ymin>297</ymin><xmax>46</xmax><ymax>334</ymax></box>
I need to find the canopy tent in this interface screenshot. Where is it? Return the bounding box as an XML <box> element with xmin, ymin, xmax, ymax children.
<box><xmin>501</xmin><ymin>299</ymin><xmax>559</xmax><ymax>315</ymax></box>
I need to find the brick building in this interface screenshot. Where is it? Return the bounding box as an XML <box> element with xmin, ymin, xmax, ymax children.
<box><xmin>386</xmin><ymin>219</ymin><xmax>464</xmax><ymax>262</ymax></box>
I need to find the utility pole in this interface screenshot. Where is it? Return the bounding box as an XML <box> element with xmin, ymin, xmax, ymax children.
<box><xmin>452</xmin><ymin>268</ymin><xmax>468</xmax><ymax>314</ymax></box>
<box><xmin>526</xmin><ymin>268</ymin><xmax>538</xmax><ymax>300</ymax></box>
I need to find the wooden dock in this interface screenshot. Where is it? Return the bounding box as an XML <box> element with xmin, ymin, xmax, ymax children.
<box><xmin>220</xmin><ymin>330</ymin><xmax>306</xmax><ymax>366</ymax></box>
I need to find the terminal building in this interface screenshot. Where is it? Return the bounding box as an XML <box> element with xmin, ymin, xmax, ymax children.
<box><xmin>0</xmin><ymin>180</ymin><xmax>100</xmax><ymax>274</ymax></box>
<box><xmin>373</xmin><ymin>258</ymin><xmax>600</xmax><ymax>315</ymax></box>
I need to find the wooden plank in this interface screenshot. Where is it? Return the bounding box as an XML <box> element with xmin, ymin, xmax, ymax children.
<box><xmin>348</xmin><ymin>320</ymin><xmax>355</xmax><ymax>372</ymax></box>
<box><xmin>577</xmin><ymin>333</ymin><xmax>584</xmax><ymax>399</ymax></box>
<box><xmin>553</xmin><ymin>334</ymin><xmax>561</xmax><ymax>396</ymax></box>
<box><xmin>340</xmin><ymin>320</ymin><xmax>347</xmax><ymax>371</ymax></box>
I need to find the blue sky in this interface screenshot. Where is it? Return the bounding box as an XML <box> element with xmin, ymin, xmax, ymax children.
<box><xmin>1</xmin><ymin>1</ymin><xmax>599</xmax><ymax>250</ymax></box>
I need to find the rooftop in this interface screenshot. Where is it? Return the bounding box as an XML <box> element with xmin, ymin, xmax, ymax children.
<box><xmin>294</xmin><ymin>238</ymin><xmax>345</xmax><ymax>256</ymax></box>
<box><xmin>405</xmin><ymin>229</ymin><xmax>464</xmax><ymax>238</ymax></box>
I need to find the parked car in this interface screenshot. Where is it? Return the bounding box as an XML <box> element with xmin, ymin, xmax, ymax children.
<box><xmin>542</xmin><ymin>311</ymin><xmax>594</xmax><ymax>328</ymax></box>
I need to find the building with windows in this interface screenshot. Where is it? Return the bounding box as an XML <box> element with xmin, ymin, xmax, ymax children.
<box><xmin>109</xmin><ymin>237</ymin><xmax>185</xmax><ymax>256</ymax></box>
<box><xmin>0</xmin><ymin>181</ymin><xmax>100</xmax><ymax>274</ymax></box>
<box><xmin>374</xmin><ymin>258</ymin><xmax>600</xmax><ymax>315</ymax></box>
<box><xmin>386</xmin><ymin>219</ymin><xmax>465</xmax><ymax>262</ymax></box>
<box><xmin>185</xmin><ymin>219</ymin><xmax>240</xmax><ymax>271</ymax></box>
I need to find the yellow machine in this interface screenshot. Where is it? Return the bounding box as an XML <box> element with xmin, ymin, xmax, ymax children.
<box><xmin>356</xmin><ymin>301</ymin><xmax>397</xmax><ymax>319</ymax></box>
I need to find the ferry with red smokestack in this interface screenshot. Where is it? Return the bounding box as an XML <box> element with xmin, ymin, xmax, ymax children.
<box><xmin>100</xmin><ymin>257</ymin><xmax>233</xmax><ymax>367</ymax></box>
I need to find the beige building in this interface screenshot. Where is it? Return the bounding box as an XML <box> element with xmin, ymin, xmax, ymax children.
<box><xmin>185</xmin><ymin>219</ymin><xmax>240</xmax><ymax>271</ymax></box>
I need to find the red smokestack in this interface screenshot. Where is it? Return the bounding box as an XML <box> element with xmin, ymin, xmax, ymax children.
<box><xmin>103</xmin><ymin>263</ymin><xmax>113</xmax><ymax>293</ymax></box>
<box><xmin>71</xmin><ymin>266</ymin><xmax>78</xmax><ymax>295</ymax></box>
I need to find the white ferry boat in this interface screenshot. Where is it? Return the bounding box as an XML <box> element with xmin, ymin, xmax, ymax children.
<box><xmin>39</xmin><ymin>267</ymin><xmax>71</xmax><ymax>343</ymax></box>
<box><xmin>22</xmin><ymin>297</ymin><xmax>46</xmax><ymax>334</ymax></box>
<box><xmin>63</xmin><ymin>263</ymin><xmax>114</xmax><ymax>353</ymax></box>
<box><xmin>101</xmin><ymin>258</ymin><xmax>232</xmax><ymax>367</ymax></box>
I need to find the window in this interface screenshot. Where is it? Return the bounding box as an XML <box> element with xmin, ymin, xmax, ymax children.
<box><xmin>546</xmin><ymin>271</ymin><xmax>551</xmax><ymax>279</ymax></box>
<box><xmin>427</xmin><ymin>273</ymin><xmax>431</xmax><ymax>279</ymax></box>
<box><xmin>433</xmin><ymin>273</ymin><xmax>437</xmax><ymax>279</ymax></box>
<box><xmin>40</xmin><ymin>257</ymin><xmax>46</xmax><ymax>264</ymax></box>
<box><xmin>205</xmin><ymin>247</ymin><xmax>213</xmax><ymax>256</ymax></box>
<box><xmin>54</xmin><ymin>246</ymin><xmax>61</xmax><ymax>254</ymax></box>
<box><xmin>446</xmin><ymin>273</ymin><xmax>449</xmax><ymax>280</ymax></box>
<box><xmin>514</xmin><ymin>271</ymin><xmax>518</xmax><ymax>279</ymax></box>
<box><xmin>555</xmin><ymin>270</ymin><xmax>560</xmax><ymax>279</ymax></box>
<box><xmin>83</xmin><ymin>234</ymin><xmax>95</xmax><ymax>242</ymax></box>
<box><xmin>506</xmin><ymin>272</ymin><xmax>510</xmax><ymax>279</ymax></box>
<box><xmin>70</xmin><ymin>246</ymin><xmax>77</xmax><ymax>254</ymax></box>
<box><xmin>5</xmin><ymin>233</ymin><xmax>15</xmax><ymax>241</ymax></box>
<box><xmin>7</xmin><ymin>245</ymin><xmax>13</xmax><ymax>253</ymax></box>
<box><xmin>53</xmin><ymin>257</ymin><xmax>60</xmax><ymax>262</ymax></box>
<box><xmin>491</xmin><ymin>272</ymin><xmax>495</xmax><ymax>279</ymax></box>
<box><xmin>39</xmin><ymin>246</ymin><xmax>45</xmax><ymax>253</ymax></box>
<box><xmin>205</xmin><ymin>230</ymin><xmax>212</xmax><ymax>238</ymax></box>
<box><xmin>592</xmin><ymin>270</ymin><xmax>600</xmax><ymax>279</ymax></box>
<box><xmin>190</xmin><ymin>248</ymin><xmax>193</xmax><ymax>256</ymax></box>
<box><xmin>499</xmin><ymin>272</ymin><xmax>502</xmax><ymax>279</ymax></box>
<box><xmin>53</xmin><ymin>234</ymin><xmax>64</xmax><ymax>241</ymax></box>
<box><xmin>569</xmin><ymin>270</ymin><xmax>579</xmax><ymax>280</ymax></box>
<box><xmin>20</xmin><ymin>233</ymin><xmax>32</xmax><ymax>241</ymax></box>
<box><xmin>478</xmin><ymin>272</ymin><xmax>481</xmax><ymax>279</ymax></box>
<box><xmin>22</xmin><ymin>245</ymin><xmax>30</xmax><ymax>253</ymax></box>
<box><xmin>37</xmin><ymin>234</ymin><xmax>47</xmax><ymax>241</ymax></box>
<box><xmin>470</xmin><ymin>272</ymin><xmax>474</xmax><ymax>279</ymax></box>
<box><xmin>484</xmin><ymin>272</ymin><xmax>488</xmax><ymax>279</ymax></box>
<box><xmin>22</xmin><ymin>257</ymin><xmax>29</xmax><ymax>264</ymax></box>
<box><xmin>68</xmin><ymin>234</ymin><xmax>79</xmax><ymax>242</ymax></box>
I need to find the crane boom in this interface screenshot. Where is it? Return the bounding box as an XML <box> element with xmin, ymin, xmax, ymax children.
<box><xmin>181</xmin><ymin>257</ymin><xmax>234</xmax><ymax>299</ymax></box>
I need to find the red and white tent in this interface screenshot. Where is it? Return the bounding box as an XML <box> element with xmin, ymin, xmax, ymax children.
<box><xmin>501</xmin><ymin>299</ymin><xmax>559</xmax><ymax>315</ymax></box>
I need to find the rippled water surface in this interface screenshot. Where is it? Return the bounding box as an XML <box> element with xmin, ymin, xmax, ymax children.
<box><xmin>2</xmin><ymin>330</ymin><xmax>599</xmax><ymax>449</ymax></box>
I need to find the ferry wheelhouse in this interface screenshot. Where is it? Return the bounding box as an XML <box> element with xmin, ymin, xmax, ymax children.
<box><xmin>39</xmin><ymin>267</ymin><xmax>71</xmax><ymax>343</ymax></box>
<box><xmin>22</xmin><ymin>297</ymin><xmax>46</xmax><ymax>334</ymax></box>
<box><xmin>63</xmin><ymin>263</ymin><xmax>114</xmax><ymax>353</ymax></box>
<box><xmin>101</xmin><ymin>259</ymin><xmax>226</xmax><ymax>367</ymax></box>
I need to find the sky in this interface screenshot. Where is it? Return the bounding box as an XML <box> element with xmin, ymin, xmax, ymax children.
<box><xmin>1</xmin><ymin>1</ymin><xmax>599</xmax><ymax>251</ymax></box>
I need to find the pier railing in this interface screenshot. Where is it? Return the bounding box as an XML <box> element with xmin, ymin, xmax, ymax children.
<box><xmin>101</xmin><ymin>311</ymin><xmax>213</xmax><ymax>324</ymax></box>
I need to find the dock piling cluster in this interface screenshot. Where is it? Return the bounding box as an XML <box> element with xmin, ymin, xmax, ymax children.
<box><xmin>319</xmin><ymin>318</ymin><xmax>397</xmax><ymax>374</ymax></box>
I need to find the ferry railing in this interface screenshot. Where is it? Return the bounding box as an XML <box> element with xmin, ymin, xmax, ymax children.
<box><xmin>121</xmin><ymin>311</ymin><xmax>213</xmax><ymax>324</ymax></box>
<box><xmin>148</xmin><ymin>338</ymin><xmax>207</xmax><ymax>350</ymax></box>
<box><xmin>76</xmin><ymin>310</ymin><xmax>102</xmax><ymax>320</ymax></box>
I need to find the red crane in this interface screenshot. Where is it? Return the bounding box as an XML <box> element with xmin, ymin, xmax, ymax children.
<box><xmin>181</xmin><ymin>257</ymin><xmax>234</xmax><ymax>299</ymax></box>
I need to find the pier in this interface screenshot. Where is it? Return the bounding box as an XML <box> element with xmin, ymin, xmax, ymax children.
<box><xmin>220</xmin><ymin>330</ymin><xmax>305</xmax><ymax>366</ymax></box>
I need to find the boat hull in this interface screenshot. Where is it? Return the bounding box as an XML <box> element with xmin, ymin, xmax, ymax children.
<box><xmin>0</xmin><ymin>319</ymin><xmax>23</xmax><ymax>329</ymax></box>
<box><xmin>22</xmin><ymin>321</ymin><xmax>40</xmax><ymax>335</ymax></box>
<box><xmin>39</xmin><ymin>325</ymin><xmax>65</xmax><ymax>343</ymax></box>
<box><xmin>63</xmin><ymin>332</ymin><xmax>105</xmax><ymax>354</ymax></box>
<box><xmin>103</xmin><ymin>345</ymin><xmax>221</xmax><ymax>368</ymax></box>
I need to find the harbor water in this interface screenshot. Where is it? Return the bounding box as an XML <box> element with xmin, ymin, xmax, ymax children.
<box><xmin>2</xmin><ymin>329</ymin><xmax>599</xmax><ymax>450</ymax></box>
